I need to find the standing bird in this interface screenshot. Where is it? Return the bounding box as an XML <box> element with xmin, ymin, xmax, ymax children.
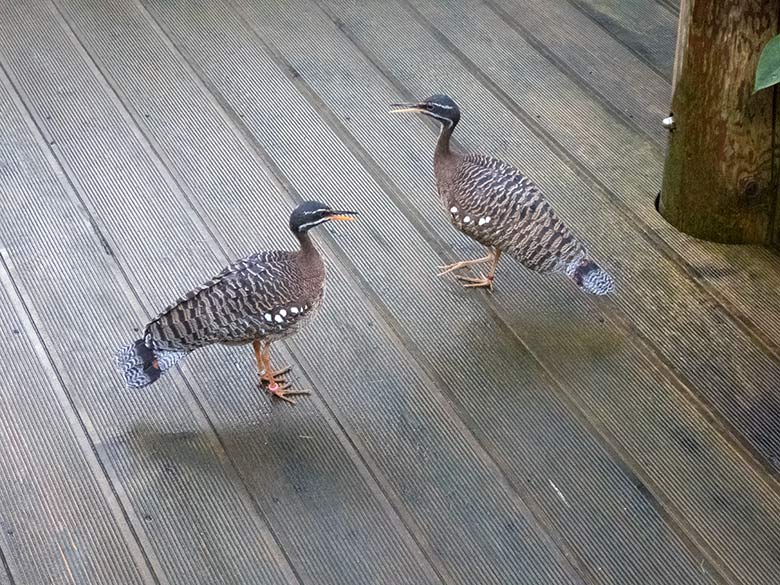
<box><xmin>114</xmin><ymin>200</ymin><xmax>358</xmax><ymax>404</ymax></box>
<box><xmin>390</xmin><ymin>94</ymin><xmax>615</xmax><ymax>295</ymax></box>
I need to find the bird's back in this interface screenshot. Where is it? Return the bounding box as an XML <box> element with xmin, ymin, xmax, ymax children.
<box><xmin>146</xmin><ymin>250</ymin><xmax>319</xmax><ymax>351</ymax></box>
<box><xmin>436</xmin><ymin>152</ymin><xmax>588</xmax><ymax>274</ymax></box>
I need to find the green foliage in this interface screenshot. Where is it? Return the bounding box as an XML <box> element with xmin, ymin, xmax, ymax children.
<box><xmin>755</xmin><ymin>34</ymin><xmax>780</xmax><ymax>93</ymax></box>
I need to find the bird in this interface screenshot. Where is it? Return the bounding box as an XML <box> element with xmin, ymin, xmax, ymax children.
<box><xmin>390</xmin><ymin>94</ymin><xmax>615</xmax><ymax>295</ymax></box>
<box><xmin>114</xmin><ymin>200</ymin><xmax>358</xmax><ymax>404</ymax></box>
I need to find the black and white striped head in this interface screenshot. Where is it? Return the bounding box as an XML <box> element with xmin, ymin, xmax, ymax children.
<box><xmin>389</xmin><ymin>94</ymin><xmax>461</xmax><ymax>128</ymax></box>
<box><xmin>289</xmin><ymin>200</ymin><xmax>358</xmax><ymax>234</ymax></box>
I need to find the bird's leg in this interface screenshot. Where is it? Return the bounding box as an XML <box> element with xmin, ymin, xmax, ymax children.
<box><xmin>252</xmin><ymin>339</ymin><xmax>280</xmax><ymax>384</ymax></box>
<box><xmin>457</xmin><ymin>249</ymin><xmax>503</xmax><ymax>290</ymax></box>
<box><xmin>254</xmin><ymin>340</ymin><xmax>309</xmax><ymax>405</ymax></box>
<box><xmin>437</xmin><ymin>249</ymin><xmax>493</xmax><ymax>277</ymax></box>
<box><xmin>258</xmin><ymin>341</ymin><xmax>292</xmax><ymax>382</ymax></box>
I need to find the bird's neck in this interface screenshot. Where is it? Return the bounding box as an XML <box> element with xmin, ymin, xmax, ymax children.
<box><xmin>435</xmin><ymin>121</ymin><xmax>455</xmax><ymax>161</ymax></box>
<box><xmin>295</xmin><ymin>230</ymin><xmax>315</xmax><ymax>254</ymax></box>
<box><xmin>433</xmin><ymin>122</ymin><xmax>457</xmax><ymax>167</ymax></box>
<box><xmin>294</xmin><ymin>230</ymin><xmax>322</xmax><ymax>268</ymax></box>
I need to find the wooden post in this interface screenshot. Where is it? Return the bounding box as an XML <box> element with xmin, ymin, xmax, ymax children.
<box><xmin>659</xmin><ymin>0</ymin><xmax>780</xmax><ymax>246</ymax></box>
<box><xmin>670</xmin><ymin>0</ymin><xmax>690</xmax><ymax>97</ymax></box>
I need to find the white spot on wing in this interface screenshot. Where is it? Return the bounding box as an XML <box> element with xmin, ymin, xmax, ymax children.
<box><xmin>463</xmin><ymin>216</ymin><xmax>471</xmax><ymax>223</ymax></box>
<box><xmin>264</xmin><ymin>313</ymin><xmax>272</xmax><ymax>322</ymax></box>
<box><xmin>279</xmin><ymin>309</ymin><xmax>287</xmax><ymax>317</ymax></box>
<box><xmin>274</xmin><ymin>314</ymin><xmax>284</xmax><ymax>323</ymax></box>
<box><xmin>290</xmin><ymin>307</ymin><xmax>299</xmax><ymax>315</ymax></box>
<box><xmin>450</xmin><ymin>206</ymin><xmax>458</xmax><ymax>214</ymax></box>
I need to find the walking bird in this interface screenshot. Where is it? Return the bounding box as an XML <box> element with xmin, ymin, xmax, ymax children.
<box><xmin>390</xmin><ymin>94</ymin><xmax>615</xmax><ymax>295</ymax></box>
<box><xmin>115</xmin><ymin>200</ymin><xmax>357</xmax><ymax>403</ymax></box>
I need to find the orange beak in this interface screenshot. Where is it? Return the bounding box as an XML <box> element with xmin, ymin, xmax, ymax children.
<box><xmin>329</xmin><ymin>210</ymin><xmax>358</xmax><ymax>221</ymax></box>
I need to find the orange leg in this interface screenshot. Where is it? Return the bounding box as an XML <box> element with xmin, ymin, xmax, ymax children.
<box><xmin>254</xmin><ymin>340</ymin><xmax>292</xmax><ymax>383</ymax></box>
<box><xmin>252</xmin><ymin>340</ymin><xmax>309</xmax><ymax>405</ymax></box>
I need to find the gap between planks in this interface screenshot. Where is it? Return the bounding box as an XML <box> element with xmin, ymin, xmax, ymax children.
<box><xmin>24</xmin><ymin>1</ymin><xmax>587</xmax><ymax>582</ymax></box>
<box><xmin>133</xmin><ymin>1</ymin><xmax>752</xmax><ymax>583</ymax></box>
<box><xmin>0</xmin><ymin>36</ymin><xmax>301</xmax><ymax>585</ymax></box>
<box><xmin>307</xmin><ymin>0</ymin><xmax>780</xmax><ymax>492</ymax></box>
<box><xmin>100</xmin><ymin>1</ymin><xmax>594</xmax><ymax>580</ymax></box>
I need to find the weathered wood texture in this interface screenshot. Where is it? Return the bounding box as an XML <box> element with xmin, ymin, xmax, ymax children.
<box><xmin>660</xmin><ymin>0</ymin><xmax>780</xmax><ymax>244</ymax></box>
<box><xmin>672</xmin><ymin>0</ymin><xmax>690</xmax><ymax>94</ymax></box>
<box><xmin>0</xmin><ymin>0</ymin><xmax>779</xmax><ymax>584</ymax></box>
<box><xmin>566</xmin><ymin>0</ymin><xmax>676</xmax><ymax>80</ymax></box>
<box><xmin>464</xmin><ymin>0</ymin><xmax>780</xmax><ymax>369</ymax></box>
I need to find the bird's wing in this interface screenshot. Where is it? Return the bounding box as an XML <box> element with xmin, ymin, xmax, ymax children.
<box><xmin>145</xmin><ymin>251</ymin><xmax>306</xmax><ymax>351</ymax></box>
<box><xmin>451</xmin><ymin>153</ymin><xmax>586</xmax><ymax>272</ymax></box>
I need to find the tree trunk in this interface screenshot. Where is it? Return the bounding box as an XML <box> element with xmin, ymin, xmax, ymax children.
<box><xmin>659</xmin><ymin>0</ymin><xmax>780</xmax><ymax>246</ymax></box>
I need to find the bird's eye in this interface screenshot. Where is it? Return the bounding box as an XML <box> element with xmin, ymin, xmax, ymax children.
<box><xmin>425</xmin><ymin>103</ymin><xmax>434</xmax><ymax>110</ymax></box>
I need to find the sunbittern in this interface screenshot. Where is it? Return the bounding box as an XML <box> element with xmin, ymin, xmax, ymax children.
<box><xmin>390</xmin><ymin>94</ymin><xmax>615</xmax><ymax>295</ymax></box>
<box><xmin>115</xmin><ymin>200</ymin><xmax>357</xmax><ymax>404</ymax></box>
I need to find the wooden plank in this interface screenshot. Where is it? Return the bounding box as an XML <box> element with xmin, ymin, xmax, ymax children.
<box><xmin>484</xmin><ymin>0</ymin><xmax>780</xmax><ymax>343</ymax></box>
<box><xmin>314</xmin><ymin>0</ymin><xmax>780</xmax><ymax>465</ymax></box>
<box><xmin>40</xmin><ymin>0</ymin><xmax>720</xmax><ymax>583</ymax></box>
<box><xmin>658</xmin><ymin>0</ymin><xmax>680</xmax><ymax>16</ymax></box>
<box><xmin>0</xmin><ymin>556</ymin><xmax>13</xmax><ymax>585</ymax></box>
<box><xmin>566</xmin><ymin>0</ymin><xmax>676</xmax><ymax>80</ymax></box>
<box><xmin>0</xmin><ymin>256</ymin><xmax>152</xmax><ymax>585</ymax></box>
<box><xmin>1</xmin><ymin>1</ymin><xmax>772</xmax><ymax>584</ymax></box>
<box><xmin>483</xmin><ymin>0</ymin><xmax>670</xmax><ymax>139</ymax></box>
<box><xmin>214</xmin><ymin>0</ymin><xmax>780</xmax><ymax>583</ymax></box>
<box><xmin>0</xmin><ymin>543</ymin><xmax>15</xmax><ymax>585</ymax></box>
<box><xmin>111</xmin><ymin>0</ymin><xmax>780</xmax><ymax>584</ymax></box>
<box><xmin>0</xmin><ymin>4</ymin><xmax>299</xmax><ymax>585</ymax></box>
<box><xmin>408</xmin><ymin>0</ymin><xmax>780</xmax><ymax>350</ymax></box>
<box><xmin>2</xmin><ymin>1</ymin><xmax>584</xmax><ymax>584</ymax></box>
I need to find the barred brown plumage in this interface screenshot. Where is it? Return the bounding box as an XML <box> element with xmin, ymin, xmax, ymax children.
<box><xmin>390</xmin><ymin>94</ymin><xmax>615</xmax><ymax>295</ymax></box>
<box><xmin>114</xmin><ymin>200</ymin><xmax>358</xmax><ymax>404</ymax></box>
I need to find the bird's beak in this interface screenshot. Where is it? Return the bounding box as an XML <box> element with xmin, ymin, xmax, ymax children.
<box><xmin>389</xmin><ymin>102</ymin><xmax>423</xmax><ymax>114</ymax></box>
<box><xmin>329</xmin><ymin>210</ymin><xmax>358</xmax><ymax>221</ymax></box>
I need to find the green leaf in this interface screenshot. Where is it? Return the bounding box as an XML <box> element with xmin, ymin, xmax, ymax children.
<box><xmin>755</xmin><ymin>35</ymin><xmax>780</xmax><ymax>93</ymax></box>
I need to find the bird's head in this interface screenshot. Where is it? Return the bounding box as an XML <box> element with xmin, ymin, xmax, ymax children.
<box><xmin>389</xmin><ymin>94</ymin><xmax>461</xmax><ymax>128</ymax></box>
<box><xmin>289</xmin><ymin>200</ymin><xmax>358</xmax><ymax>234</ymax></box>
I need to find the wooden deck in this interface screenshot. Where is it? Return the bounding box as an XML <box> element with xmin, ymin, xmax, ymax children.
<box><xmin>1</xmin><ymin>0</ymin><xmax>779</xmax><ymax>583</ymax></box>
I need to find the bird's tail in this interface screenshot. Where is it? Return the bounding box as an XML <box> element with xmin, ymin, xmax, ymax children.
<box><xmin>566</xmin><ymin>258</ymin><xmax>616</xmax><ymax>296</ymax></box>
<box><xmin>114</xmin><ymin>338</ymin><xmax>186</xmax><ymax>388</ymax></box>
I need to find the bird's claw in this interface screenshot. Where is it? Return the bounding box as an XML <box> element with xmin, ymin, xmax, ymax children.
<box><xmin>437</xmin><ymin>262</ymin><xmax>469</xmax><ymax>277</ymax></box>
<box><xmin>264</xmin><ymin>381</ymin><xmax>310</xmax><ymax>405</ymax></box>
<box><xmin>258</xmin><ymin>365</ymin><xmax>293</xmax><ymax>386</ymax></box>
<box><xmin>456</xmin><ymin>273</ymin><xmax>494</xmax><ymax>290</ymax></box>
<box><xmin>437</xmin><ymin>255</ymin><xmax>493</xmax><ymax>277</ymax></box>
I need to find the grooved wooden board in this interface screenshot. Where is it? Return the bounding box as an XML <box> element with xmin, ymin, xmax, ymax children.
<box><xmin>0</xmin><ymin>257</ymin><xmax>150</xmax><ymax>585</ymax></box>
<box><xmin>0</xmin><ymin>0</ymin><xmax>777</xmax><ymax>583</ymax></box>
<box><xmin>566</xmin><ymin>0</ymin><xmax>676</xmax><ymax>79</ymax></box>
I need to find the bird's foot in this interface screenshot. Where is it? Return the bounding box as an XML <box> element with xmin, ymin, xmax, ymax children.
<box><xmin>437</xmin><ymin>255</ymin><xmax>491</xmax><ymax>277</ymax></box>
<box><xmin>258</xmin><ymin>365</ymin><xmax>293</xmax><ymax>386</ymax></box>
<box><xmin>264</xmin><ymin>381</ymin><xmax>310</xmax><ymax>405</ymax></box>
<box><xmin>456</xmin><ymin>273</ymin><xmax>495</xmax><ymax>290</ymax></box>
